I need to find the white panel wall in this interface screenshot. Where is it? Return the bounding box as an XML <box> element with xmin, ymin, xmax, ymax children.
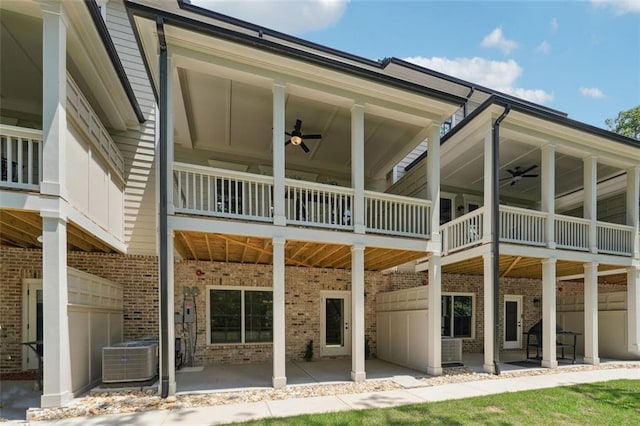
<box><xmin>376</xmin><ymin>310</ymin><xmax>428</xmax><ymax>371</ymax></box>
<box><xmin>106</xmin><ymin>1</ymin><xmax>158</xmax><ymax>255</ymax></box>
<box><xmin>66</xmin><ymin>125</ymin><xmax>90</xmax><ymax>212</ymax></box>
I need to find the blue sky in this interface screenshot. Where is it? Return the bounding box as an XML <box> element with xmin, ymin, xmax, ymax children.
<box><xmin>192</xmin><ymin>0</ymin><xmax>639</xmax><ymax>130</ymax></box>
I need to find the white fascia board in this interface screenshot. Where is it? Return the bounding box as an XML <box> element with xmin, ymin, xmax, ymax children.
<box><xmin>168</xmin><ymin>215</ymin><xmax>434</xmax><ymax>252</ymax></box>
<box><xmin>63</xmin><ymin>204</ymin><xmax>127</xmax><ymax>253</ymax></box>
<box><xmin>441</xmin><ymin>244</ymin><xmax>491</xmax><ymax>266</ymax></box>
<box><xmin>0</xmin><ymin>190</ymin><xmax>43</xmax><ymax>211</ymax></box>
<box><xmin>500</xmin><ymin>243</ymin><xmax>634</xmax><ymax>266</ymax></box>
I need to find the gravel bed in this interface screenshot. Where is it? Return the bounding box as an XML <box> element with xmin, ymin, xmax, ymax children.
<box><xmin>25</xmin><ymin>362</ymin><xmax>640</xmax><ymax>422</ymax></box>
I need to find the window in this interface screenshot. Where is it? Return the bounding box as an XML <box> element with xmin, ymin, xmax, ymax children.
<box><xmin>209</xmin><ymin>287</ymin><xmax>272</xmax><ymax>344</ymax></box>
<box><xmin>442</xmin><ymin>293</ymin><xmax>474</xmax><ymax>338</ymax></box>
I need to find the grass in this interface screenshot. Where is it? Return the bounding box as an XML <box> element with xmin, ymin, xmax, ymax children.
<box><xmin>239</xmin><ymin>379</ymin><xmax>640</xmax><ymax>425</ymax></box>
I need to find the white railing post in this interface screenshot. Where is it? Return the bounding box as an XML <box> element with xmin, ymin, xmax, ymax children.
<box><xmin>351</xmin><ymin>102</ymin><xmax>365</xmax><ymax>234</ymax></box>
<box><xmin>627</xmin><ymin>166</ymin><xmax>640</xmax><ymax>259</ymax></box>
<box><xmin>584</xmin><ymin>155</ymin><xmax>598</xmax><ymax>253</ymax></box>
<box><xmin>541</xmin><ymin>143</ymin><xmax>555</xmax><ymax>248</ymax></box>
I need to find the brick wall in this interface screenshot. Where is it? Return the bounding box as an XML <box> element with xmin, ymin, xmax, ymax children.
<box><xmin>0</xmin><ymin>247</ymin><xmax>158</xmax><ymax>373</ymax></box>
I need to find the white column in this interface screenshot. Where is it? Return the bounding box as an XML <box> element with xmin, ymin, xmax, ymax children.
<box><xmin>272</xmin><ymin>237</ymin><xmax>287</xmax><ymax>388</ymax></box>
<box><xmin>583</xmin><ymin>155</ymin><xmax>598</xmax><ymax>253</ymax></box>
<box><xmin>351</xmin><ymin>243</ymin><xmax>366</xmax><ymax>382</ymax></box>
<box><xmin>483</xmin><ymin>252</ymin><xmax>495</xmax><ymax>373</ymax></box>
<box><xmin>351</xmin><ymin>103</ymin><xmax>365</xmax><ymax>234</ymax></box>
<box><xmin>166</xmin><ymin>229</ymin><xmax>177</xmax><ymax>394</ymax></box>
<box><xmin>541</xmin><ymin>144</ymin><xmax>555</xmax><ymax>249</ymax></box>
<box><xmin>541</xmin><ymin>258</ymin><xmax>558</xmax><ymax>369</ymax></box>
<box><xmin>583</xmin><ymin>262</ymin><xmax>599</xmax><ymax>365</ymax></box>
<box><xmin>427</xmin><ymin>254</ymin><xmax>442</xmax><ymax>375</ymax></box>
<box><xmin>41</xmin><ymin>2</ymin><xmax>68</xmax><ymax>200</ymax></box>
<box><xmin>41</xmin><ymin>211</ymin><xmax>72</xmax><ymax>407</ymax></box>
<box><xmin>427</xmin><ymin>124</ymin><xmax>441</xmax><ymax>242</ymax></box>
<box><xmin>627</xmin><ymin>268</ymin><xmax>640</xmax><ymax>354</ymax></box>
<box><xmin>627</xmin><ymin>166</ymin><xmax>640</xmax><ymax>259</ymax></box>
<box><xmin>272</xmin><ymin>83</ymin><xmax>286</xmax><ymax>226</ymax></box>
<box><xmin>166</xmin><ymin>54</ymin><xmax>175</xmax><ymax>215</ymax></box>
<box><xmin>482</xmin><ymin>127</ymin><xmax>493</xmax><ymax>242</ymax></box>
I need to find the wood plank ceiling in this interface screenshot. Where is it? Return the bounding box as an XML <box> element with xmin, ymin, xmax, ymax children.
<box><xmin>443</xmin><ymin>255</ymin><xmax>627</xmax><ymax>285</ymax></box>
<box><xmin>174</xmin><ymin>231</ymin><xmax>428</xmax><ymax>271</ymax></box>
<box><xmin>0</xmin><ymin>209</ymin><xmax>116</xmax><ymax>253</ymax></box>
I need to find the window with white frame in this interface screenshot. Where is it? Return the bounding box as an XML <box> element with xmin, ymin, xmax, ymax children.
<box><xmin>208</xmin><ymin>287</ymin><xmax>273</xmax><ymax>344</ymax></box>
<box><xmin>441</xmin><ymin>293</ymin><xmax>474</xmax><ymax>338</ymax></box>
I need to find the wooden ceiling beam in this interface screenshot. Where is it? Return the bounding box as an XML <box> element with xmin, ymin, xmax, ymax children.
<box><xmin>179</xmin><ymin>232</ymin><xmax>198</xmax><ymax>260</ymax></box>
<box><xmin>501</xmin><ymin>256</ymin><xmax>522</xmax><ymax>278</ymax></box>
<box><xmin>204</xmin><ymin>234</ymin><xmax>213</xmax><ymax>261</ymax></box>
<box><xmin>216</xmin><ymin>234</ymin><xmax>312</xmax><ymax>267</ymax></box>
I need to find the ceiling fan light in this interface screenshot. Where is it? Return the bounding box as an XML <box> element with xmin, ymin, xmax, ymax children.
<box><xmin>291</xmin><ymin>135</ymin><xmax>302</xmax><ymax>145</ymax></box>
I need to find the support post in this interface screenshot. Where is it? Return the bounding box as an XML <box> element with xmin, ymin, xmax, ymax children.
<box><xmin>583</xmin><ymin>155</ymin><xmax>598</xmax><ymax>253</ymax></box>
<box><xmin>351</xmin><ymin>243</ymin><xmax>366</xmax><ymax>382</ymax></box>
<box><xmin>351</xmin><ymin>103</ymin><xmax>365</xmax><ymax>234</ymax></box>
<box><xmin>166</xmin><ymin>229</ymin><xmax>176</xmax><ymax>393</ymax></box>
<box><xmin>541</xmin><ymin>143</ymin><xmax>555</xmax><ymax>249</ymax></box>
<box><xmin>583</xmin><ymin>262</ymin><xmax>599</xmax><ymax>365</ymax></box>
<box><xmin>627</xmin><ymin>166</ymin><xmax>640</xmax><ymax>259</ymax></box>
<box><xmin>426</xmin><ymin>124</ymin><xmax>441</xmax><ymax>242</ymax></box>
<box><xmin>541</xmin><ymin>258</ymin><xmax>558</xmax><ymax>369</ymax></box>
<box><xmin>272</xmin><ymin>82</ymin><xmax>286</xmax><ymax>226</ymax></box>
<box><xmin>482</xmin><ymin>251</ymin><xmax>495</xmax><ymax>373</ymax></box>
<box><xmin>627</xmin><ymin>267</ymin><xmax>640</xmax><ymax>354</ymax></box>
<box><xmin>427</xmin><ymin>254</ymin><xmax>442</xmax><ymax>375</ymax></box>
<box><xmin>272</xmin><ymin>237</ymin><xmax>287</xmax><ymax>388</ymax></box>
<box><xmin>40</xmin><ymin>212</ymin><xmax>73</xmax><ymax>407</ymax></box>
<box><xmin>41</xmin><ymin>2</ymin><xmax>68</xmax><ymax>200</ymax></box>
<box><xmin>482</xmin><ymin>128</ymin><xmax>493</xmax><ymax>243</ymax></box>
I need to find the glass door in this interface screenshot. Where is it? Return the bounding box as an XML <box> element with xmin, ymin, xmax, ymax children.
<box><xmin>320</xmin><ymin>291</ymin><xmax>351</xmax><ymax>356</ymax></box>
<box><xmin>503</xmin><ymin>295</ymin><xmax>523</xmax><ymax>349</ymax></box>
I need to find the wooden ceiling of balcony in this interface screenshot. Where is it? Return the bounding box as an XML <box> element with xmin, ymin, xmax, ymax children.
<box><xmin>173</xmin><ymin>231</ymin><xmax>428</xmax><ymax>271</ymax></box>
<box><xmin>0</xmin><ymin>209</ymin><xmax>117</xmax><ymax>253</ymax></box>
<box><xmin>443</xmin><ymin>255</ymin><xmax>627</xmax><ymax>285</ymax></box>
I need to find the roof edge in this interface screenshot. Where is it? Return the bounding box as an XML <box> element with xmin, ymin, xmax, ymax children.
<box><xmin>86</xmin><ymin>0</ymin><xmax>146</xmax><ymax>124</ymax></box>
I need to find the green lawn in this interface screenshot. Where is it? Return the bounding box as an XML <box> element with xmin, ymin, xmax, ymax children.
<box><xmin>239</xmin><ymin>379</ymin><xmax>640</xmax><ymax>425</ymax></box>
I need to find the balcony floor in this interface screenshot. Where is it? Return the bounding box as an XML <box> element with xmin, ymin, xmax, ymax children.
<box><xmin>173</xmin><ymin>230</ymin><xmax>427</xmax><ymax>271</ymax></box>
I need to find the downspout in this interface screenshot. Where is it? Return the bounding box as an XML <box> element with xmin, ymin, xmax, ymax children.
<box><xmin>463</xmin><ymin>87</ymin><xmax>475</xmax><ymax>118</ymax></box>
<box><xmin>492</xmin><ymin>105</ymin><xmax>510</xmax><ymax>375</ymax></box>
<box><xmin>157</xmin><ymin>17</ymin><xmax>170</xmax><ymax>399</ymax></box>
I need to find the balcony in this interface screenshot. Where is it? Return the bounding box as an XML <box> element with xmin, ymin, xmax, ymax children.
<box><xmin>441</xmin><ymin>205</ymin><xmax>635</xmax><ymax>257</ymax></box>
<box><xmin>173</xmin><ymin>162</ymin><xmax>432</xmax><ymax>239</ymax></box>
<box><xmin>0</xmin><ymin>125</ymin><xmax>43</xmax><ymax>191</ymax></box>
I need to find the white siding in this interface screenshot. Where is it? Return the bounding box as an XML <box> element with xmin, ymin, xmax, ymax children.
<box><xmin>106</xmin><ymin>1</ymin><xmax>157</xmax><ymax>255</ymax></box>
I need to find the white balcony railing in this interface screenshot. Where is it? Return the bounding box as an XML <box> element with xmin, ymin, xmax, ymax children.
<box><xmin>66</xmin><ymin>74</ymin><xmax>124</xmax><ymax>179</ymax></box>
<box><xmin>555</xmin><ymin>214</ymin><xmax>590</xmax><ymax>251</ymax></box>
<box><xmin>0</xmin><ymin>125</ymin><xmax>42</xmax><ymax>191</ymax></box>
<box><xmin>365</xmin><ymin>191</ymin><xmax>431</xmax><ymax>238</ymax></box>
<box><xmin>174</xmin><ymin>162</ymin><xmax>274</xmax><ymax>222</ymax></box>
<box><xmin>286</xmin><ymin>179</ymin><xmax>354</xmax><ymax>230</ymax></box>
<box><xmin>500</xmin><ymin>205</ymin><xmax>547</xmax><ymax>246</ymax></box>
<box><xmin>597</xmin><ymin>222</ymin><xmax>633</xmax><ymax>256</ymax></box>
<box><xmin>441</xmin><ymin>207</ymin><xmax>484</xmax><ymax>254</ymax></box>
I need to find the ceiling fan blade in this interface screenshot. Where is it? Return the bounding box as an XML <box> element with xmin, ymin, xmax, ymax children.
<box><xmin>500</xmin><ymin>177</ymin><xmax>514</xmax><ymax>181</ymax></box>
<box><xmin>300</xmin><ymin>142</ymin><xmax>310</xmax><ymax>153</ymax></box>
<box><xmin>303</xmin><ymin>134</ymin><xmax>322</xmax><ymax>140</ymax></box>
<box><xmin>294</xmin><ymin>119</ymin><xmax>302</xmax><ymax>132</ymax></box>
<box><xmin>522</xmin><ymin>165</ymin><xmax>538</xmax><ymax>174</ymax></box>
<box><xmin>506</xmin><ymin>169</ymin><xmax>516</xmax><ymax>175</ymax></box>
<box><xmin>285</xmin><ymin>139</ymin><xmax>292</xmax><ymax>146</ymax></box>
<box><xmin>510</xmin><ymin>181</ymin><xmax>517</xmax><ymax>186</ymax></box>
<box><xmin>522</xmin><ymin>174</ymin><xmax>539</xmax><ymax>178</ymax></box>
<box><xmin>285</xmin><ymin>132</ymin><xmax>292</xmax><ymax>137</ymax></box>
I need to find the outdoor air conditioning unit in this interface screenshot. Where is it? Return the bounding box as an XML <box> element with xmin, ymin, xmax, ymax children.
<box><xmin>441</xmin><ymin>338</ymin><xmax>463</xmax><ymax>363</ymax></box>
<box><xmin>102</xmin><ymin>340</ymin><xmax>158</xmax><ymax>383</ymax></box>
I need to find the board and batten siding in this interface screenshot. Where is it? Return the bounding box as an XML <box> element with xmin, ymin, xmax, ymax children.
<box><xmin>105</xmin><ymin>1</ymin><xmax>157</xmax><ymax>255</ymax></box>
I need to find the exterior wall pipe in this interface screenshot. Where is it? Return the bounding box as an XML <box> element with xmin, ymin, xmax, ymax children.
<box><xmin>492</xmin><ymin>105</ymin><xmax>510</xmax><ymax>375</ymax></box>
<box><xmin>156</xmin><ymin>17</ymin><xmax>170</xmax><ymax>398</ymax></box>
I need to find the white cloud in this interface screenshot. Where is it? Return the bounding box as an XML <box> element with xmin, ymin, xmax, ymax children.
<box><xmin>551</xmin><ymin>17</ymin><xmax>559</xmax><ymax>32</ymax></box>
<box><xmin>481</xmin><ymin>27</ymin><xmax>518</xmax><ymax>55</ymax></box>
<box><xmin>404</xmin><ymin>56</ymin><xmax>554</xmax><ymax>104</ymax></box>
<box><xmin>190</xmin><ymin>0</ymin><xmax>349</xmax><ymax>34</ymax></box>
<box><xmin>579</xmin><ymin>86</ymin><xmax>606</xmax><ymax>98</ymax></box>
<box><xmin>536</xmin><ymin>41</ymin><xmax>551</xmax><ymax>54</ymax></box>
<box><xmin>591</xmin><ymin>0</ymin><xmax>640</xmax><ymax>14</ymax></box>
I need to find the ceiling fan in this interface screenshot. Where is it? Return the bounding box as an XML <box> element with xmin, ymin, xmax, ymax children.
<box><xmin>285</xmin><ymin>119</ymin><xmax>322</xmax><ymax>153</ymax></box>
<box><xmin>501</xmin><ymin>165</ymin><xmax>539</xmax><ymax>186</ymax></box>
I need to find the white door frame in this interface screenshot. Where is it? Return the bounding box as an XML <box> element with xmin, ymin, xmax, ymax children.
<box><xmin>320</xmin><ymin>290</ymin><xmax>351</xmax><ymax>357</ymax></box>
<box><xmin>503</xmin><ymin>295</ymin><xmax>523</xmax><ymax>349</ymax></box>
<box><xmin>21</xmin><ymin>279</ymin><xmax>43</xmax><ymax>370</ymax></box>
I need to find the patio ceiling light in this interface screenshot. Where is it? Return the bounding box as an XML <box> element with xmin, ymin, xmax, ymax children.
<box><xmin>290</xmin><ymin>135</ymin><xmax>303</xmax><ymax>145</ymax></box>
